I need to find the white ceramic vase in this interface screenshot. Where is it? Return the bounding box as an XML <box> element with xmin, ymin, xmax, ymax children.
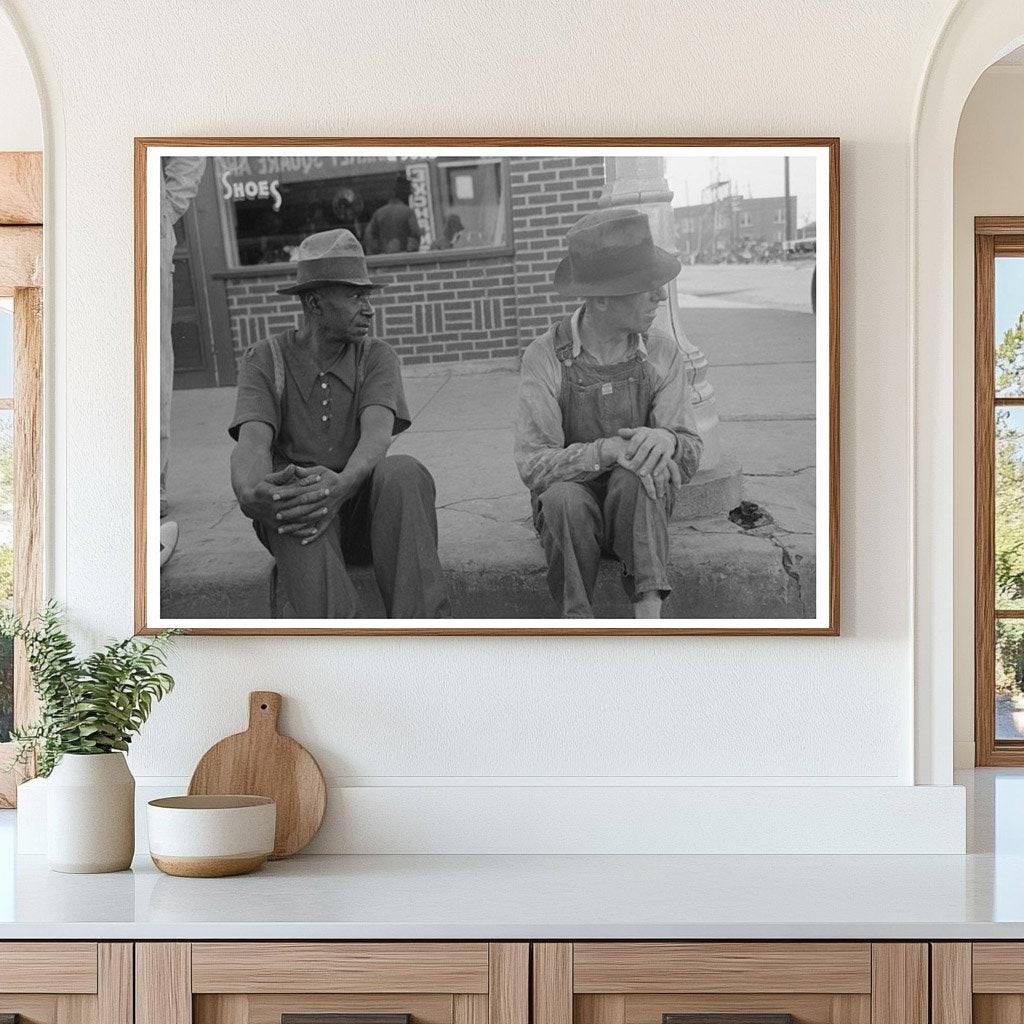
<box><xmin>46</xmin><ymin>752</ymin><xmax>135</xmax><ymax>873</ymax></box>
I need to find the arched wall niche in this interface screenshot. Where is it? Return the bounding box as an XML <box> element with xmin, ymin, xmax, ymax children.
<box><xmin>914</xmin><ymin>0</ymin><xmax>1024</xmax><ymax>785</ymax></box>
<box><xmin>0</xmin><ymin>4</ymin><xmax>42</xmax><ymax>150</ymax></box>
<box><xmin>0</xmin><ymin>0</ymin><xmax>1020</xmax><ymax>804</ymax></box>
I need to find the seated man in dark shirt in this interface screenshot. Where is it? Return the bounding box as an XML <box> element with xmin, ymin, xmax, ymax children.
<box><xmin>228</xmin><ymin>228</ymin><xmax>450</xmax><ymax>619</ymax></box>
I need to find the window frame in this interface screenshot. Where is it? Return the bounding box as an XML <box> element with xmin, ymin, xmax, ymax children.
<box><xmin>975</xmin><ymin>217</ymin><xmax>1024</xmax><ymax>765</ymax></box>
<box><xmin>0</xmin><ymin>152</ymin><xmax>43</xmax><ymax>807</ymax></box>
<box><xmin>213</xmin><ymin>155</ymin><xmax>514</xmax><ymax>273</ymax></box>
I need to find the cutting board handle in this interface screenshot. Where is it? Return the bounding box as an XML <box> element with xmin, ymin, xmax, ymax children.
<box><xmin>248</xmin><ymin>691</ymin><xmax>282</xmax><ymax>734</ymax></box>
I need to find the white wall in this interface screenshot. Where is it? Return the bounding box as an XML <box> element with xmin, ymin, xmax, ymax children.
<box><xmin>0</xmin><ymin>0</ymin><xmax>978</xmax><ymax>851</ymax></box>
<box><xmin>953</xmin><ymin>65</ymin><xmax>1024</xmax><ymax>768</ymax></box>
<box><xmin>0</xmin><ymin>7</ymin><xmax>40</xmax><ymax>151</ymax></box>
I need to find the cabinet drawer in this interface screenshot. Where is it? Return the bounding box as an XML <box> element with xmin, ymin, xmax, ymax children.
<box><xmin>191</xmin><ymin>943</ymin><xmax>490</xmax><ymax>993</ymax></box>
<box><xmin>535</xmin><ymin>943</ymin><xmax>925</xmax><ymax>1024</ymax></box>
<box><xmin>139</xmin><ymin>942</ymin><xmax>528</xmax><ymax>1024</ymax></box>
<box><xmin>0</xmin><ymin>942</ymin><xmax>98</xmax><ymax>993</ymax></box>
<box><xmin>935</xmin><ymin>942</ymin><xmax>1024</xmax><ymax>1024</ymax></box>
<box><xmin>0</xmin><ymin>942</ymin><xmax>130</xmax><ymax>1024</ymax></box>
<box><xmin>572</xmin><ymin>943</ymin><xmax>872</xmax><ymax>994</ymax></box>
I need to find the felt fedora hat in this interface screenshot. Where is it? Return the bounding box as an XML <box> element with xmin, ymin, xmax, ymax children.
<box><xmin>553</xmin><ymin>208</ymin><xmax>681</xmax><ymax>297</ymax></box>
<box><xmin>278</xmin><ymin>228</ymin><xmax>381</xmax><ymax>295</ymax></box>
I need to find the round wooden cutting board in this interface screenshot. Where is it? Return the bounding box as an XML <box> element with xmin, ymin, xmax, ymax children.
<box><xmin>188</xmin><ymin>691</ymin><xmax>326</xmax><ymax>859</ymax></box>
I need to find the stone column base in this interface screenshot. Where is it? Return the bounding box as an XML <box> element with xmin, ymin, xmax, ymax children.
<box><xmin>674</xmin><ymin>461</ymin><xmax>744</xmax><ymax>520</ymax></box>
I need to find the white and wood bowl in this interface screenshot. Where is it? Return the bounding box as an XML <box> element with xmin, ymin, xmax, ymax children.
<box><xmin>147</xmin><ymin>795</ymin><xmax>276</xmax><ymax>877</ymax></box>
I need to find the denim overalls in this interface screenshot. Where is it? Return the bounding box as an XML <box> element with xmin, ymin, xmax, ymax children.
<box><xmin>555</xmin><ymin>332</ymin><xmax>656</xmax><ymax>446</ymax></box>
<box><xmin>530</xmin><ymin>321</ymin><xmax>673</xmax><ymax>616</ymax></box>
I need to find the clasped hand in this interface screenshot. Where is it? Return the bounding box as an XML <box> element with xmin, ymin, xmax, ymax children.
<box><xmin>243</xmin><ymin>464</ymin><xmax>351</xmax><ymax>545</ymax></box>
<box><xmin>602</xmin><ymin>427</ymin><xmax>681</xmax><ymax>501</ymax></box>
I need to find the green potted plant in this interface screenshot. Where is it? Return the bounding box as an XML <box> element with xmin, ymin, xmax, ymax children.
<box><xmin>2</xmin><ymin>603</ymin><xmax>178</xmax><ymax>873</ymax></box>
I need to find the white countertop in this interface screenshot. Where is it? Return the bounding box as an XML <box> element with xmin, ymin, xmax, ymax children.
<box><xmin>0</xmin><ymin>849</ymin><xmax>1023</xmax><ymax>940</ymax></box>
<box><xmin>1</xmin><ymin>769</ymin><xmax>1021</xmax><ymax>941</ymax></box>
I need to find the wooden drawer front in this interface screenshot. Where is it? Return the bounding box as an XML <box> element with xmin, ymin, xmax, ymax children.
<box><xmin>573</xmin><ymin>944</ymin><xmax>873</xmax><ymax>995</ymax></box>
<box><xmin>195</xmin><ymin>993</ymin><xmax>465</xmax><ymax>1024</ymax></box>
<box><xmin>191</xmin><ymin>943</ymin><xmax>490</xmax><ymax>994</ymax></box>
<box><xmin>973</xmin><ymin>944</ymin><xmax>1024</xmax><ymax>992</ymax></box>
<box><xmin>140</xmin><ymin>943</ymin><xmax>526</xmax><ymax>1024</ymax></box>
<box><xmin>0</xmin><ymin>942</ymin><xmax>98</xmax><ymax>993</ymax></box>
<box><xmin>576</xmin><ymin>993</ymin><xmax>871</xmax><ymax>1024</ymax></box>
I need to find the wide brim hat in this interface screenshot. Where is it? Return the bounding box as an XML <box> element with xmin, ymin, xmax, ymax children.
<box><xmin>553</xmin><ymin>207</ymin><xmax>681</xmax><ymax>297</ymax></box>
<box><xmin>278</xmin><ymin>227</ymin><xmax>382</xmax><ymax>295</ymax></box>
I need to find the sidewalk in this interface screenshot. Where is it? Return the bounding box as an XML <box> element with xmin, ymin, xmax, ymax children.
<box><xmin>160</xmin><ymin>304</ymin><xmax>816</xmax><ymax>620</ymax></box>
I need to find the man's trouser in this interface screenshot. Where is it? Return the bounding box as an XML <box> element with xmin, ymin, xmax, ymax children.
<box><xmin>534</xmin><ymin>467</ymin><xmax>672</xmax><ymax>618</ymax></box>
<box><xmin>255</xmin><ymin>454</ymin><xmax>451</xmax><ymax>619</ymax></box>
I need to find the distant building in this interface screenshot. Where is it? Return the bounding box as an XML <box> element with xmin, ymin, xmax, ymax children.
<box><xmin>797</xmin><ymin>221</ymin><xmax>816</xmax><ymax>240</ymax></box>
<box><xmin>674</xmin><ymin>195</ymin><xmax>798</xmax><ymax>259</ymax></box>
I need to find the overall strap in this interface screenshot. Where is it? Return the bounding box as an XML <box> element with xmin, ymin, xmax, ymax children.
<box><xmin>355</xmin><ymin>339</ymin><xmax>367</xmax><ymax>389</ymax></box>
<box><xmin>267</xmin><ymin>335</ymin><xmax>286</xmax><ymax>402</ymax></box>
<box><xmin>550</xmin><ymin>324</ymin><xmax>575</xmax><ymax>434</ymax></box>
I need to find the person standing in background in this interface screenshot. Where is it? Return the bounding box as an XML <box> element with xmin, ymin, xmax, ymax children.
<box><xmin>159</xmin><ymin>156</ymin><xmax>207</xmax><ymax>566</ymax></box>
<box><xmin>363</xmin><ymin>174</ymin><xmax>422</xmax><ymax>255</ymax></box>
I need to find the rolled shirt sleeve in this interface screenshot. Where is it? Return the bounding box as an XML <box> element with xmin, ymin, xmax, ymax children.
<box><xmin>359</xmin><ymin>340</ymin><xmax>411</xmax><ymax>435</ymax></box>
<box><xmin>228</xmin><ymin>342</ymin><xmax>280</xmax><ymax>442</ymax></box>
<box><xmin>514</xmin><ymin>337</ymin><xmax>606</xmax><ymax>494</ymax></box>
<box><xmin>160</xmin><ymin>157</ymin><xmax>207</xmax><ymax>268</ymax></box>
<box><xmin>162</xmin><ymin>158</ymin><xmax>207</xmax><ymax>224</ymax></box>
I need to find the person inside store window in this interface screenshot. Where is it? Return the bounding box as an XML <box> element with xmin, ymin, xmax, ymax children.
<box><xmin>332</xmin><ymin>186</ymin><xmax>364</xmax><ymax>240</ymax></box>
<box><xmin>431</xmin><ymin>213</ymin><xmax>465</xmax><ymax>251</ymax></box>
<box><xmin>363</xmin><ymin>174</ymin><xmax>422</xmax><ymax>255</ymax></box>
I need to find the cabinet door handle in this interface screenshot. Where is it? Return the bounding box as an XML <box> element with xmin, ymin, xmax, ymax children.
<box><xmin>664</xmin><ymin>1016</ymin><xmax>797</xmax><ymax>1024</ymax></box>
<box><xmin>283</xmin><ymin>1015</ymin><xmax>412</xmax><ymax>1024</ymax></box>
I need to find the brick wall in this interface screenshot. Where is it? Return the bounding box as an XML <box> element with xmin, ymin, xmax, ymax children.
<box><xmin>226</xmin><ymin>254</ymin><xmax>518</xmax><ymax>368</ymax></box>
<box><xmin>509</xmin><ymin>156</ymin><xmax>604</xmax><ymax>346</ymax></box>
<box><xmin>223</xmin><ymin>156</ymin><xmax>605</xmax><ymax>372</ymax></box>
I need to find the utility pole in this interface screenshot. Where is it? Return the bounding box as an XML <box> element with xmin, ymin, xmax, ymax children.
<box><xmin>783</xmin><ymin>155</ymin><xmax>793</xmax><ymax>243</ymax></box>
<box><xmin>599</xmin><ymin>157</ymin><xmax>741</xmax><ymax>517</ymax></box>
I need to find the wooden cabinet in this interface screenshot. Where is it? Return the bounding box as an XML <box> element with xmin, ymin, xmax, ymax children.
<box><xmin>533</xmin><ymin>944</ymin><xmax>928</xmax><ymax>1024</ymax></box>
<box><xmin>136</xmin><ymin>943</ymin><xmax>528</xmax><ymax>1024</ymax></box>
<box><xmin>0</xmin><ymin>938</ymin><xmax>949</xmax><ymax>1024</ymax></box>
<box><xmin>0</xmin><ymin>942</ymin><xmax>132</xmax><ymax>1024</ymax></box>
<box><xmin>932</xmin><ymin>943</ymin><xmax>1024</xmax><ymax>1024</ymax></box>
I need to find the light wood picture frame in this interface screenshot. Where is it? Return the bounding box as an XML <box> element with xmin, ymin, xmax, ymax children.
<box><xmin>135</xmin><ymin>137</ymin><xmax>839</xmax><ymax>636</ymax></box>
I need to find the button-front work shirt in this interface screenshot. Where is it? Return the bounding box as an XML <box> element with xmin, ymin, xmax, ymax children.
<box><xmin>514</xmin><ymin>307</ymin><xmax>704</xmax><ymax>495</ymax></box>
<box><xmin>229</xmin><ymin>331</ymin><xmax>411</xmax><ymax>473</ymax></box>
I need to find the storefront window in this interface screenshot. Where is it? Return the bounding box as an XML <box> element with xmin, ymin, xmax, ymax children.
<box><xmin>215</xmin><ymin>155</ymin><xmax>509</xmax><ymax>267</ymax></box>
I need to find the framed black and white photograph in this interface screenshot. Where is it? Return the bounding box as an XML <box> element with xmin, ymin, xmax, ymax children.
<box><xmin>135</xmin><ymin>138</ymin><xmax>838</xmax><ymax>635</ymax></box>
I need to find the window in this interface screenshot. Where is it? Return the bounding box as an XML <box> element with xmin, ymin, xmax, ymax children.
<box><xmin>740</xmin><ymin>212</ymin><xmax>752</xmax><ymax>228</ymax></box>
<box><xmin>774</xmin><ymin>207</ymin><xmax>786</xmax><ymax>224</ymax></box>
<box><xmin>216</xmin><ymin>155</ymin><xmax>509</xmax><ymax>267</ymax></box>
<box><xmin>0</xmin><ymin>301</ymin><xmax>11</xmax><ymax>745</ymax></box>
<box><xmin>976</xmin><ymin>220</ymin><xmax>1024</xmax><ymax>765</ymax></box>
<box><xmin>0</xmin><ymin>151</ymin><xmax>43</xmax><ymax>807</ymax></box>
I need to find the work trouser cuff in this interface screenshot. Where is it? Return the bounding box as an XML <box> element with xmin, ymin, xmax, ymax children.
<box><xmin>620</xmin><ymin>568</ymin><xmax>672</xmax><ymax>604</ymax></box>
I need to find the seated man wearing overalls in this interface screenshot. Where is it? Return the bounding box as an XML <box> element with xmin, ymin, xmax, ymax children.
<box><xmin>514</xmin><ymin>209</ymin><xmax>703</xmax><ymax>619</ymax></box>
